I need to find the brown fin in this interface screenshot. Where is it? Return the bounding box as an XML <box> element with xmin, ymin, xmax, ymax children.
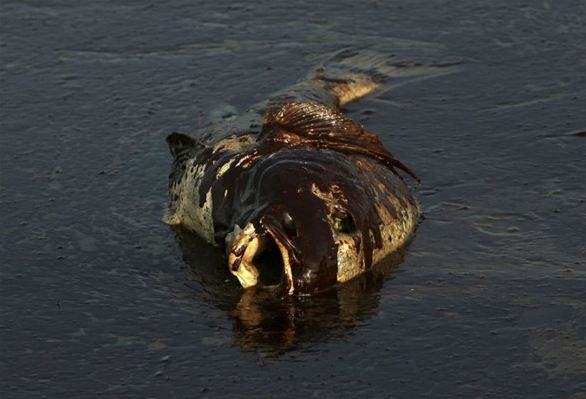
<box><xmin>260</xmin><ymin>102</ymin><xmax>419</xmax><ymax>181</ymax></box>
<box><xmin>261</xmin><ymin>101</ymin><xmax>381</xmax><ymax>144</ymax></box>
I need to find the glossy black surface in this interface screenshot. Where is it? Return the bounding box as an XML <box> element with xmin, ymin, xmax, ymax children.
<box><xmin>1</xmin><ymin>1</ymin><xmax>585</xmax><ymax>397</ymax></box>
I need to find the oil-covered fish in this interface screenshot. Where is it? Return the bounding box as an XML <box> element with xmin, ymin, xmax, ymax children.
<box><xmin>166</xmin><ymin>50</ymin><xmax>457</xmax><ymax>295</ymax></box>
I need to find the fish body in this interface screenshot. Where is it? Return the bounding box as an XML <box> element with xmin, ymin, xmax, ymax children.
<box><xmin>166</xmin><ymin>50</ymin><xmax>454</xmax><ymax>295</ymax></box>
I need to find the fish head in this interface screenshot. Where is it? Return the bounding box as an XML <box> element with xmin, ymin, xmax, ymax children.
<box><xmin>226</xmin><ymin>148</ymin><xmax>391</xmax><ymax>296</ymax></box>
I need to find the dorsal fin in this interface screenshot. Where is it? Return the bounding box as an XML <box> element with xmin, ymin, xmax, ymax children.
<box><xmin>260</xmin><ymin>102</ymin><xmax>419</xmax><ymax>181</ymax></box>
<box><xmin>261</xmin><ymin>101</ymin><xmax>382</xmax><ymax>144</ymax></box>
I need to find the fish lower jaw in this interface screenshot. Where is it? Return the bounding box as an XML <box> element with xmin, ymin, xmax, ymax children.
<box><xmin>228</xmin><ymin>224</ymin><xmax>294</xmax><ymax>295</ymax></box>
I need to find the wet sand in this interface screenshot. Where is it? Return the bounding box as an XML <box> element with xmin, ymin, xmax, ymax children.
<box><xmin>1</xmin><ymin>0</ymin><xmax>585</xmax><ymax>397</ymax></box>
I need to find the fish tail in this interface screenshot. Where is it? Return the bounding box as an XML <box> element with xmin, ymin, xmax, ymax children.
<box><xmin>314</xmin><ymin>49</ymin><xmax>463</xmax><ymax>107</ymax></box>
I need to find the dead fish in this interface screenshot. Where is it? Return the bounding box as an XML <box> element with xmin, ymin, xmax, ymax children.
<box><xmin>165</xmin><ymin>50</ymin><xmax>458</xmax><ymax>295</ymax></box>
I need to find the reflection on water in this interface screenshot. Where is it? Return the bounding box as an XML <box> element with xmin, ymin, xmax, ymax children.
<box><xmin>173</xmin><ymin>226</ymin><xmax>409</xmax><ymax>354</ymax></box>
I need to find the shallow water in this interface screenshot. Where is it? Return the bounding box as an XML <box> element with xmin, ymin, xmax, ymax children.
<box><xmin>1</xmin><ymin>0</ymin><xmax>585</xmax><ymax>398</ymax></box>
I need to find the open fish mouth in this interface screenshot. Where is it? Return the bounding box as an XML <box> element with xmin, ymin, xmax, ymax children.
<box><xmin>227</xmin><ymin>222</ymin><xmax>295</xmax><ymax>295</ymax></box>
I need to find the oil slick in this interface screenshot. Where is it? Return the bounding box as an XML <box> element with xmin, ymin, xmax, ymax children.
<box><xmin>166</xmin><ymin>50</ymin><xmax>460</xmax><ymax>295</ymax></box>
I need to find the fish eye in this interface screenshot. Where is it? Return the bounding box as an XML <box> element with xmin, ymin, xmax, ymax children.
<box><xmin>283</xmin><ymin>212</ymin><xmax>297</xmax><ymax>236</ymax></box>
<box><xmin>333</xmin><ymin>210</ymin><xmax>356</xmax><ymax>234</ymax></box>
